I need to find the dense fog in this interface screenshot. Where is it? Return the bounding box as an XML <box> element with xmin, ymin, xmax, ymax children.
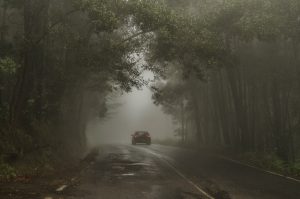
<box><xmin>1</xmin><ymin>1</ymin><xmax>300</xmax><ymax>198</ymax></box>
<box><xmin>86</xmin><ymin>83</ymin><xmax>175</xmax><ymax>146</ymax></box>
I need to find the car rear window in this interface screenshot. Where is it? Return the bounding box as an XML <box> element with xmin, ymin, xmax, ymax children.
<box><xmin>135</xmin><ymin>131</ymin><xmax>149</xmax><ymax>136</ymax></box>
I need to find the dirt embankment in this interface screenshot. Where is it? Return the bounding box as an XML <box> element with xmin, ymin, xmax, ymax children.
<box><xmin>0</xmin><ymin>148</ymin><xmax>99</xmax><ymax>199</ymax></box>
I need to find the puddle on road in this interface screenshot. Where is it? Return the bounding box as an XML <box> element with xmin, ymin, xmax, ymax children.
<box><xmin>110</xmin><ymin>162</ymin><xmax>145</xmax><ymax>172</ymax></box>
<box><xmin>94</xmin><ymin>153</ymin><xmax>156</xmax><ymax>182</ymax></box>
<box><xmin>128</xmin><ymin>163</ymin><xmax>150</xmax><ymax>166</ymax></box>
<box><xmin>111</xmin><ymin>162</ymin><xmax>147</xmax><ymax>178</ymax></box>
<box><xmin>121</xmin><ymin>173</ymin><xmax>135</xmax><ymax>176</ymax></box>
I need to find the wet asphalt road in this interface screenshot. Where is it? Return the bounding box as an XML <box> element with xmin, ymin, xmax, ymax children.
<box><xmin>71</xmin><ymin>144</ymin><xmax>300</xmax><ymax>199</ymax></box>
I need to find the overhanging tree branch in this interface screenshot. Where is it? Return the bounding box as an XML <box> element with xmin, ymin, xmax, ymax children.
<box><xmin>34</xmin><ymin>9</ymin><xmax>80</xmax><ymax>45</ymax></box>
<box><xmin>117</xmin><ymin>28</ymin><xmax>156</xmax><ymax>46</ymax></box>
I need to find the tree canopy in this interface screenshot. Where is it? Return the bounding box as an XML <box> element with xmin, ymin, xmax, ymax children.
<box><xmin>0</xmin><ymin>0</ymin><xmax>300</xmax><ymax>176</ymax></box>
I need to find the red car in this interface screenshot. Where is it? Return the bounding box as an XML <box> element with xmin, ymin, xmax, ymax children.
<box><xmin>131</xmin><ymin>131</ymin><xmax>151</xmax><ymax>145</ymax></box>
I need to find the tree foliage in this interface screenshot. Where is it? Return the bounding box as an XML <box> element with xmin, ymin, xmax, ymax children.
<box><xmin>0</xmin><ymin>0</ymin><xmax>181</xmax><ymax>158</ymax></box>
<box><xmin>153</xmin><ymin>0</ymin><xmax>300</xmax><ymax>166</ymax></box>
<box><xmin>1</xmin><ymin>0</ymin><xmax>300</xmax><ymax>172</ymax></box>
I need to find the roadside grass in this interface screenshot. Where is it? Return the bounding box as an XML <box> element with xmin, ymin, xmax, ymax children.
<box><xmin>0</xmin><ymin>162</ymin><xmax>16</xmax><ymax>181</ymax></box>
<box><xmin>0</xmin><ymin>148</ymin><xmax>80</xmax><ymax>183</ymax></box>
<box><xmin>0</xmin><ymin>150</ymin><xmax>55</xmax><ymax>182</ymax></box>
<box><xmin>0</xmin><ymin>145</ymin><xmax>100</xmax><ymax>182</ymax></box>
<box><xmin>238</xmin><ymin>152</ymin><xmax>300</xmax><ymax>178</ymax></box>
<box><xmin>0</xmin><ymin>123</ymin><xmax>84</xmax><ymax>182</ymax></box>
<box><xmin>0</xmin><ymin>148</ymin><xmax>99</xmax><ymax>198</ymax></box>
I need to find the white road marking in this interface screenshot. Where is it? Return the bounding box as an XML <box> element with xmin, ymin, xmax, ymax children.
<box><xmin>216</xmin><ymin>155</ymin><xmax>300</xmax><ymax>183</ymax></box>
<box><xmin>140</xmin><ymin>148</ymin><xmax>215</xmax><ymax>199</ymax></box>
<box><xmin>152</xmin><ymin>144</ymin><xmax>300</xmax><ymax>184</ymax></box>
<box><xmin>56</xmin><ymin>185</ymin><xmax>68</xmax><ymax>192</ymax></box>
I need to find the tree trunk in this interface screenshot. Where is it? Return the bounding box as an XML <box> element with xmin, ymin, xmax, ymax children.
<box><xmin>0</xmin><ymin>2</ymin><xmax>7</xmax><ymax>42</ymax></box>
<box><xmin>9</xmin><ymin>0</ymin><xmax>49</xmax><ymax>126</ymax></box>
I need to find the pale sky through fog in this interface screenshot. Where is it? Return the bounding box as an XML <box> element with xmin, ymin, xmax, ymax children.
<box><xmin>86</xmin><ymin>71</ymin><xmax>176</xmax><ymax>146</ymax></box>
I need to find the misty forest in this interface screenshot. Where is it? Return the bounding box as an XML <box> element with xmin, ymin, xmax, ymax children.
<box><xmin>0</xmin><ymin>0</ymin><xmax>300</xmax><ymax>198</ymax></box>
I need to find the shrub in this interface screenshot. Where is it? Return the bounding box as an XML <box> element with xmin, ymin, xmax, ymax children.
<box><xmin>0</xmin><ymin>163</ymin><xmax>16</xmax><ymax>181</ymax></box>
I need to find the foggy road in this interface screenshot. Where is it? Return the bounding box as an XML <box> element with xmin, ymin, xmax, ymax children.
<box><xmin>2</xmin><ymin>1</ymin><xmax>300</xmax><ymax>199</ymax></box>
<box><xmin>67</xmin><ymin>144</ymin><xmax>300</xmax><ymax>199</ymax></box>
